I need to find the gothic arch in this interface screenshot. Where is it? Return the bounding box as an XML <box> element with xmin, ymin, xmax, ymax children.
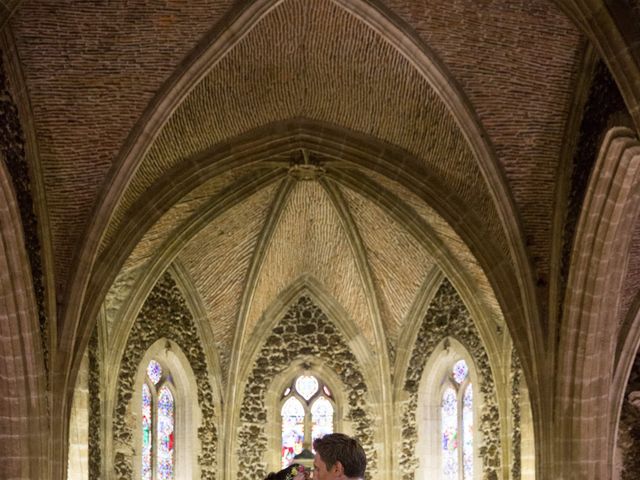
<box><xmin>400</xmin><ymin>278</ymin><xmax>502</xmax><ymax>480</ymax></box>
<box><xmin>58</xmin><ymin>4</ymin><xmax>537</xmax><ymax>465</ymax></box>
<box><xmin>110</xmin><ymin>272</ymin><xmax>219</xmax><ymax>480</ymax></box>
<box><xmin>264</xmin><ymin>358</ymin><xmax>347</xmax><ymax>471</ymax></box>
<box><xmin>416</xmin><ymin>338</ymin><xmax>481</xmax><ymax>480</ymax></box>
<box><xmin>235</xmin><ymin>293</ymin><xmax>377</xmax><ymax>480</ymax></box>
<box><xmin>132</xmin><ymin>339</ymin><xmax>200</xmax><ymax>480</ymax></box>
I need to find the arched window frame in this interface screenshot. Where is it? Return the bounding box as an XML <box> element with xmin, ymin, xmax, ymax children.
<box><xmin>133</xmin><ymin>339</ymin><xmax>201</xmax><ymax>480</ymax></box>
<box><xmin>416</xmin><ymin>338</ymin><xmax>482</xmax><ymax>480</ymax></box>
<box><xmin>265</xmin><ymin>360</ymin><xmax>346</xmax><ymax>472</ymax></box>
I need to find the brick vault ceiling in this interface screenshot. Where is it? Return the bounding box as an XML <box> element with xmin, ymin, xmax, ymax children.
<box><xmin>85</xmin><ymin>0</ymin><xmax>581</xmax><ymax>384</ymax></box>
<box><xmin>9</xmin><ymin>0</ymin><xmax>583</xmax><ymax>383</ymax></box>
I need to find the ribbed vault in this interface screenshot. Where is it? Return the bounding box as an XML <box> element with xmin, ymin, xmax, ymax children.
<box><xmin>91</xmin><ymin>0</ymin><xmax>521</xmax><ymax>404</ymax></box>
<box><xmin>103</xmin><ymin>0</ymin><xmax>498</xmax><ymax>256</ymax></box>
<box><xmin>102</xmin><ymin>143</ymin><xmax>507</xmax><ymax>400</ymax></box>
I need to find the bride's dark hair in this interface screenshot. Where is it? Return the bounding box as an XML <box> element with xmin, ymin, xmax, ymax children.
<box><xmin>264</xmin><ymin>463</ymin><xmax>304</xmax><ymax>480</ymax></box>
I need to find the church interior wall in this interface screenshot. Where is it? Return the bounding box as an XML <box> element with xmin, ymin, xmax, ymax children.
<box><xmin>1</xmin><ymin>1</ymin><xmax>640</xmax><ymax>479</ymax></box>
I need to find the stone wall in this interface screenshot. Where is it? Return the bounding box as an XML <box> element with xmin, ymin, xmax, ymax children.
<box><xmin>88</xmin><ymin>332</ymin><xmax>101</xmax><ymax>479</ymax></box>
<box><xmin>237</xmin><ymin>295</ymin><xmax>376</xmax><ymax>480</ymax></box>
<box><xmin>619</xmin><ymin>351</ymin><xmax>640</xmax><ymax>479</ymax></box>
<box><xmin>511</xmin><ymin>350</ymin><xmax>522</xmax><ymax>480</ymax></box>
<box><xmin>112</xmin><ymin>271</ymin><xmax>217</xmax><ymax>479</ymax></box>
<box><xmin>400</xmin><ymin>278</ymin><xmax>501</xmax><ymax>480</ymax></box>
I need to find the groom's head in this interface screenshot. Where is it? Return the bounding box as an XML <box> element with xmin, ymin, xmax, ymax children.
<box><xmin>312</xmin><ymin>433</ymin><xmax>366</xmax><ymax>479</ymax></box>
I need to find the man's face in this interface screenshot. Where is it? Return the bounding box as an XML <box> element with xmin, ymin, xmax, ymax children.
<box><xmin>313</xmin><ymin>452</ymin><xmax>337</xmax><ymax>480</ymax></box>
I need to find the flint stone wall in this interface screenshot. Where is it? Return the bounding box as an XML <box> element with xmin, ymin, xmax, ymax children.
<box><xmin>400</xmin><ymin>278</ymin><xmax>501</xmax><ymax>480</ymax></box>
<box><xmin>237</xmin><ymin>295</ymin><xmax>376</xmax><ymax>480</ymax></box>
<box><xmin>88</xmin><ymin>332</ymin><xmax>101</xmax><ymax>479</ymax></box>
<box><xmin>112</xmin><ymin>271</ymin><xmax>217</xmax><ymax>479</ymax></box>
<box><xmin>620</xmin><ymin>351</ymin><xmax>640</xmax><ymax>479</ymax></box>
<box><xmin>511</xmin><ymin>350</ymin><xmax>522</xmax><ymax>480</ymax></box>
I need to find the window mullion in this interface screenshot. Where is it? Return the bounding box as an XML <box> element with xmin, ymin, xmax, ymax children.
<box><xmin>458</xmin><ymin>387</ymin><xmax>464</xmax><ymax>480</ymax></box>
<box><xmin>304</xmin><ymin>402</ymin><xmax>312</xmax><ymax>449</ymax></box>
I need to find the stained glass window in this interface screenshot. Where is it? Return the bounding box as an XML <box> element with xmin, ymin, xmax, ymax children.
<box><xmin>281</xmin><ymin>374</ymin><xmax>335</xmax><ymax>467</ymax></box>
<box><xmin>462</xmin><ymin>385</ymin><xmax>473</xmax><ymax>480</ymax></box>
<box><xmin>442</xmin><ymin>387</ymin><xmax>458</xmax><ymax>479</ymax></box>
<box><xmin>281</xmin><ymin>397</ymin><xmax>305</xmax><ymax>468</ymax></box>
<box><xmin>440</xmin><ymin>359</ymin><xmax>474</xmax><ymax>480</ymax></box>
<box><xmin>147</xmin><ymin>360</ymin><xmax>163</xmax><ymax>385</ymax></box>
<box><xmin>452</xmin><ymin>360</ymin><xmax>468</xmax><ymax>384</ymax></box>
<box><xmin>142</xmin><ymin>384</ymin><xmax>153</xmax><ymax>480</ymax></box>
<box><xmin>311</xmin><ymin>396</ymin><xmax>334</xmax><ymax>443</ymax></box>
<box><xmin>157</xmin><ymin>386</ymin><xmax>175</xmax><ymax>480</ymax></box>
<box><xmin>295</xmin><ymin>375</ymin><xmax>319</xmax><ymax>400</ymax></box>
<box><xmin>142</xmin><ymin>359</ymin><xmax>176</xmax><ymax>480</ymax></box>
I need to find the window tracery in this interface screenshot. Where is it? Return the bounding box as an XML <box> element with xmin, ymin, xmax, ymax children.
<box><xmin>280</xmin><ymin>374</ymin><xmax>335</xmax><ymax>468</ymax></box>
<box><xmin>141</xmin><ymin>359</ymin><xmax>176</xmax><ymax>480</ymax></box>
<box><xmin>441</xmin><ymin>359</ymin><xmax>473</xmax><ymax>480</ymax></box>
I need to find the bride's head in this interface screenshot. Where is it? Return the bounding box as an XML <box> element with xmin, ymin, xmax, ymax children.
<box><xmin>264</xmin><ymin>463</ymin><xmax>309</xmax><ymax>480</ymax></box>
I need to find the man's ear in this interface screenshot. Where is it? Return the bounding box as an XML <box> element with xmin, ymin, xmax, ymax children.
<box><xmin>332</xmin><ymin>461</ymin><xmax>344</xmax><ymax>477</ymax></box>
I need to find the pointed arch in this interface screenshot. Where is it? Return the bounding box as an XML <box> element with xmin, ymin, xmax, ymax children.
<box><xmin>59</xmin><ymin>5</ymin><xmax>538</xmax><ymax>470</ymax></box>
<box><xmin>239</xmin><ymin>275</ymin><xmax>377</xmax><ymax>385</ymax></box>
<box><xmin>265</xmin><ymin>359</ymin><xmax>346</xmax><ymax>471</ymax></box>
<box><xmin>400</xmin><ymin>278</ymin><xmax>503</xmax><ymax>480</ymax></box>
<box><xmin>131</xmin><ymin>339</ymin><xmax>199</xmax><ymax>480</ymax></box>
<box><xmin>235</xmin><ymin>292</ymin><xmax>377</xmax><ymax>480</ymax></box>
<box><xmin>416</xmin><ymin>338</ymin><xmax>479</xmax><ymax>480</ymax></box>
<box><xmin>110</xmin><ymin>272</ymin><xmax>219</xmax><ymax>480</ymax></box>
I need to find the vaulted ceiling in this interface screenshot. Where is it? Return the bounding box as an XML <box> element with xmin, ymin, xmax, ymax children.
<box><xmin>7</xmin><ymin>0</ymin><xmax>636</xmax><ymax>403</ymax></box>
<box><xmin>5</xmin><ymin>1</ymin><xmax>640</xmax><ymax>478</ymax></box>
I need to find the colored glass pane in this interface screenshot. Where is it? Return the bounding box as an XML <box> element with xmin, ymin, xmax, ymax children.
<box><xmin>157</xmin><ymin>386</ymin><xmax>174</xmax><ymax>480</ymax></box>
<box><xmin>311</xmin><ymin>396</ymin><xmax>334</xmax><ymax>446</ymax></box>
<box><xmin>281</xmin><ymin>396</ymin><xmax>305</xmax><ymax>468</ymax></box>
<box><xmin>442</xmin><ymin>387</ymin><xmax>458</xmax><ymax>480</ymax></box>
<box><xmin>463</xmin><ymin>385</ymin><xmax>474</xmax><ymax>480</ymax></box>
<box><xmin>142</xmin><ymin>384</ymin><xmax>152</xmax><ymax>480</ymax></box>
<box><xmin>295</xmin><ymin>375</ymin><xmax>319</xmax><ymax>401</ymax></box>
<box><xmin>323</xmin><ymin>385</ymin><xmax>332</xmax><ymax>397</ymax></box>
<box><xmin>452</xmin><ymin>360</ymin><xmax>469</xmax><ymax>384</ymax></box>
<box><xmin>147</xmin><ymin>360</ymin><xmax>163</xmax><ymax>385</ymax></box>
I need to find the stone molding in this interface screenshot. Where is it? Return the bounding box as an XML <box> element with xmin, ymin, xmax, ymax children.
<box><xmin>0</xmin><ymin>48</ymin><xmax>47</xmax><ymax>369</ymax></box>
<box><xmin>558</xmin><ymin>127</ymin><xmax>640</xmax><ymax>478</ymax></box>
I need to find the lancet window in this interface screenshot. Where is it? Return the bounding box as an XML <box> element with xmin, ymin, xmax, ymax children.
<box><xmin>441</xmin><ymin>359</ymin><xmax>473</xmax><ymax>480</ymax></box>
<box><xmin>141</xmin><ymin>359</ymin><xmax>176</xmax><ymax>480</ymax></box>
<box><xmin>280</xmin><ymin>374</ymin><xmax>335</xmax><ymax>468</ymax></box>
